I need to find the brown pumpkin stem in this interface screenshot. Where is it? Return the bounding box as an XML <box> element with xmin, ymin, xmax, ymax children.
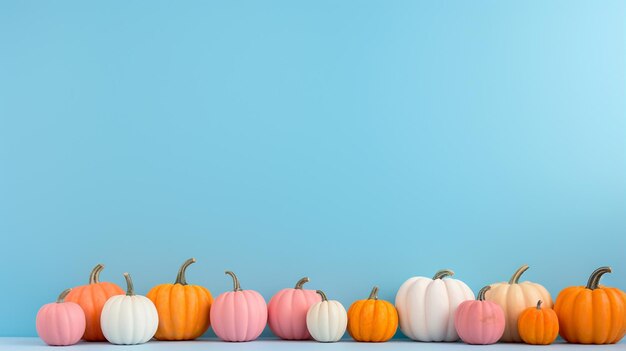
<box><xmin>433</xmin><ymin>269</ymin><xmax>454</xmax><ymax>280</ymax></box>
<box><xmin>316</xmin><ymin>290</ymin><xmax>328</xmax><ymax>301</ymax></box>
<box><xmin>57</xmin><ymin>288</ymin><xmax>72</xmax><ymax>303</ymax></box>
<box><xmin>585</xmin><ymin>266</ymin><xmax>612</xmax><ymax>290</ymax></box>
<box><xmin>295</xmin><ymin>277</ymin><xmax>310</xmax><ymax>289</ymax></box>
<box><xmin>477</xmin><ymin>286</ymin><xmax>491</xmax><ymax>301</ymax></box>
<box><xmin>508</xmin><ymin>264</ymin><xmax>529</xmax><ymax>284</ymax></box>
<box><xmin>123</xmin><ymin>273</ymin><xmax>135</xmax><ymax>296</ymax></box>
<box><xmin>536</xmin><ymin>300</ymin><xmax>543</xmax><ymax>309</ymax></box>
<box><xmin>175</xmin><ymin>258</ymin><xmax>196</xmax><ymax>285</ymax></box>
<box><xmin>368</xmin><ymin>286</ymin><xmax>379</xmax><ymax>300</ymax></box>
<box><xmin>89</xmin><ymin>264</ymin><xmax>105</xmax><ymax>284</ymax></box>
<box><xmin>225</xmin><ymin>271</ymin><xmax>242</xmax><ymax>291</ymax></box>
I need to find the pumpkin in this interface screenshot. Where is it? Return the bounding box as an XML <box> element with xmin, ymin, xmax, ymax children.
<box><xmin>146</xmin><ymin>258</ymin><xmax>213</xmax><ymax>340</ymax></box>
<box><xmin>454</xmin><ymin>286</ymin><xmax>505</xmax><ymax>345</ymax></box>
<box><xmin>554</xmin><ymin>266</ymin><xmax>626</xmax><ymax>344</ymax></box>
<box><xmin>306</xmin><ymin>290</ymin><xmax>348</xmax><ymax>342</ymax></box>
<box><xmin>268</xmin><ymin>277</ymin><xmax>321</xmax><ymax>340</ymax></box>
<box><xmin>484</xmin><ymin>264</ymin><xmax>553</xmax><ymax>342</ymax></box>
<box><xmin>347</xmin><ymin>286</ymin><xmax>398</xmax><ymax>342</ymax></box>
<box><xmin>210</xmin><ymin>271</ymin><xmax>267</xmax><ymax>342</ymax></box>
<box><xmin>36</xmin><ymin>289</ymin><xmax>86</xmax><ymax>346</ymax></box>
<box><xmin>65</xmin><ymin>263</ymin><xmax>124</xmax><ymax>341</ymax></box>
<box><xmin>395</xmin><ymin>269</ymin><xmax>474</xmax><ymax>341</ymax></box>
<box><xmin>100</xmin><ymin>273</ymin><xmax>159</xmax><ymax>345</ymax></box>
<box><xmin>518</xmin><ymin>300</ymin><xmax>559</xmax><ymax>345</ymax></box>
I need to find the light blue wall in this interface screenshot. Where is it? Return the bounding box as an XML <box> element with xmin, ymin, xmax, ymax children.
<box><xmin>1</xmin><ymin>0</ymin><xmax>624</xmax><ymax>338</ymax></box>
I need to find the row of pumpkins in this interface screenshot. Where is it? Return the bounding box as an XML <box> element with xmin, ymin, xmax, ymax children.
<box><xmin>36</xmin><ymin>260</ymin><xmax>626</xmax><ymax>346</ymax></box>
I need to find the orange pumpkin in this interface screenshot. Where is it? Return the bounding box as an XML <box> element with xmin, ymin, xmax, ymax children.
<box><xmin>554</xmin><ymin>266</ymin><xmax>626</xmax><ymax>344</ymax></box>
<box><xmin>518</xmin><ymin>300</ymin><xmax>559</xmax><ymax>345</ymax></box>
<box><xmin>65</xmin><ymin>264</ymin><xmax>124</xmax><ymax>341</ymax></box>
<box><xmin>146</xmin><ymin>258</ymin><xmax>213</xmax><ymax>340</ymax></box>
<box><xmin>347</xmin><ymin>286</ymin><xmax>398</xmax><ymax>342</ymax></box>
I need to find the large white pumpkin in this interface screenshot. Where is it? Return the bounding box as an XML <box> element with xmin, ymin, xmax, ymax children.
<box><xmin>101</xmin><ymin>273</ymin><xmax>158</xmax><ymax>345</ymax></box>
<box><xmin>395</xmin><ymin>269</ymin><xmax>474</xmax><ymax>341</ymax></box>
<box><xmin>484</xmin><ymin>264</ymin><xmax>553</xmax><ymax>342</ymax></box>
<box><xmin>306</xmin><ymin>290</ymin><xmax>347</xmax><ymax>342</ymax></box>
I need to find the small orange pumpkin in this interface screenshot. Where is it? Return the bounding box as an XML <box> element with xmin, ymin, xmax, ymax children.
<box><xmin>554</xmin><ymin>266</ymin><xmax>626</xmax><ymax>344</ymax></box>
<box><xmin>347</xmin><ymin>286</ymin><xmax>398</xmax><ymax>342</ymax></box>
<box><xmin>146</xmin><ymin>258</ymin><xmax>213</xmax><ymax>340</ymax></box>
<box><xmin>65</xmin><ymin>264</ymin><xmax>124</xmax><ymax>341</ymax></box>
<box><xmin>518</xmin><ymin>300</ymin><xmax>559</xmax><ymax>345</ymax></box>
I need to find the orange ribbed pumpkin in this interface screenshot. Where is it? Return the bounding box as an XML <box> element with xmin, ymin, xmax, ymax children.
<box><xmin>518</xmin><ymin>300</ymin><xmax>559</xmax><ymax>345</ymax></box>
<box><xmin>64</xmin><ymin>264</ymin><xmax>124</xmax><ymax>341</ymax></box>
<box><xmin>146</xmin><ymin>258</ymin><xmax>213</xmax><ymax>340</ymax></box>
<box><xmin>554</xmin><ymin>266</ymin><xmax>626</xmax><ymax>344</ymax></box>
<box><xmin>347</xmin><ymin>286</ymin><xmax>398</xmax><ymax>342</ymax></box>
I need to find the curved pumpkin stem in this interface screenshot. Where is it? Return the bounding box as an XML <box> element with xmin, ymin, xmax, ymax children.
<box><xmin>316</xmin><ymin>290</ymin><xmax>328</xmax><ymax>301</ymax></box>
<box><xmin>57</xmin><ymin>288</ymin><xmax>71</xmax><ymax>303</ymax></box>
<box><xmin>294</xmin><ymin>277</ymin><xmax>309</xmax><ymax>289</ymax></box>
<box><xmin>508</xmin><ymin>264</ymin><xmax>529</xmax><ymax>284</ymax></box>
<box><xmin>368</xmin><ymin>286</ymin><xmax>379</xmax><ymax>300</ymax></box>
<box><xmin>225</xmin><ymin>271</ymin><xmax>242</xmax><ymax>291</ymax></box>
<box><xmin>123</xmin><ymin>273</ymin><xmax>135</xmax><ymax>296</ymax></box>
<box><xmin>175</xmin><ymin>258</ymin><xmax>196</xmax><ymax>285</ymax></box>
<box><xmin>536</xmin><ymin>300</ymin><xmax>543</xmax><ymax>310</ymax></box>
<box><xmin>89</xmin><ymin>264</ymin><xmax>105</xmax><ymax>284</ymax></box>
<box><xmin>477</xmin><ymin>285</ymin><xmax>490</xmax><ymax>301</ymax></box>
<box><xmin>433</xmin><ymin>269</ymin><xmax>454</xmax><ymax>280</ymax></box>
<box><xmin>585</xmin><ymin>266</ymin><xmax>612</xmax><ymax>290</ymax></box>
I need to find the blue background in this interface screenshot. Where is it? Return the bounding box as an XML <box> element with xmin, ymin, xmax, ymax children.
<box><xmin>1</xmin><ymin>0</ymin><xmax>624</xmax><ymax>338</ymax></box>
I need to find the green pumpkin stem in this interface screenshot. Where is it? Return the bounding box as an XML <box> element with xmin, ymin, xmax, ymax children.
<box><xmin>508</xmin><ymin>264</ymin><xmax>529</xmax><ymax>284</ymax></box>
<box><xmin>89</xmin><ymin>264</ymin><xmax>105</xmax><ymax>284</ymax></box>
<box><xmin>123</xmin><ymin>273</ymin><xmax>135</xmax><ymax>296</ymax></box>
<box><xmin>433</xmin><ymin>269</ymin><xmax>454</xmax><ymax>280</ymax></box>
<box><xmin>368</xmin><ymin>286</ymin><xmax>379</xmax><ymax>300</ymax></box>
<box><xmin>57</xmin><ymin>288</ymin><xmax>72</xmax><ymax>303</ymax></box>
<box><xmin>585</xmin><ymin>266</ymin><xmax>612</xmax><ymax>290</ymax></box>
<box><xmin>225</xmin><ymin>271</ymin><xmax>242</xmax><ymax>291</ymax></box>
<box><xmin>294</xmin><ymin>277</ymin><xmax>309</xmax><ymax>289</ymax></box>
<box><xmin>316</xmin><ymin>290</ymin><xmax>328</xmax><ymax>301</ymax></box>
<box><xmin>477</xmin><ymin>285</ymin><xmax>491</xmax><ymax>301</ymax></box>
<box><xmin>175</xmin><ymin>258</ymin><xmax>196</xmax><ymax>285</ymax></box>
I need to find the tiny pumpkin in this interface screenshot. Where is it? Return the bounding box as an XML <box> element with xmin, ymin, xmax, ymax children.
<box><xmin>268</xmin><ymin>277</ymin><xmax>321</xmax><ymax>340</ymax></box>
<box><xmin>65</xmin><ymin>264</ymin><xmax>124</xmax><ymax>341</ymax></box>
<box><xmin>306</xmin><ymin>290</ymin><xmax>348</xmax><ymax>342</ymax></box>
<box><xmin>146</xmin><ymin>258</ymin><xmax>213</xmax><ymax>340</ymax></box>
<box><xmin>454</xmin><ymin>286</ymin><xmax>505</xmax><ymax>345</ymax></box>
<box><xmin>347</xmin><ymin>286</ymin><xmax>398</xmax><ymax>342</ymax></box>
<box><xmin>554</xmin><ymin>266</ymin><xmax>626</xmax><ymax>344</ymax></box>
<box><xmin>36</xmin><ymin>289</ymin><xmax>86</xmax><ymax>346</ymax></box>
<box><xmin>518</xmin><ymin>300</ymin><xmax>559</xmax><ymax>345</ymax></box>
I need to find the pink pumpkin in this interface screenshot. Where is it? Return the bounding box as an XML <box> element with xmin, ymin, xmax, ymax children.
<box><xmin>455</xmin><ymin>286</ymin><xmax>505</xmax><ymax>345</ymax></box>
<box><xmin>268</xmin><ymin>277</ymin><xmax>321</xmax><ymax>340</ymax></box>
<box><xmin>210</xmin><ymin>271</ymin><xmax>267</xmax><ymax>342</ymax></box>
<box><xmin>36</xmin><ymin>289</ymin><xmax>86</xmax><ymax>346</ymax></box>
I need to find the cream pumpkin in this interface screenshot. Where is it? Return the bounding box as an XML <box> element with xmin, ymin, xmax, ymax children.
<box><xmin>484</xmin><ymin>264</ymin><xmax>552</xmax><ymax>342</ymax></box>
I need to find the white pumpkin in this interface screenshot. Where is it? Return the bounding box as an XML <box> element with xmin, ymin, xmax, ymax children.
<box><xmin>306</xmin><ymin>290</ymin><xmax>347</xmax><ymax>342</ymax></box>
<box><xmin>484</xmin><ymin>264</ymin><xmax>553</xmax><ymax>342</ymax></box>
<box><xmin>101</xmin><ymin>273</ymin><xmax>158</xmax><ymax>345</ymax></box>
<box><xmin>395</xmin><ymin>269</ymin><xmax>474</xmax><ymax>342</ymax></box>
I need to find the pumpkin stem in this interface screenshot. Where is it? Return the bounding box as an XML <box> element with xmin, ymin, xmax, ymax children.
<box><xmin>477</xmin><ymin>285</ymin><xmax>491</xmax><ymax>301</ymax></box>
<box><xmin>585</xmin><ymin>266</ymin><xmax>612</xmax><ymax>290</ymax></box>
<box><xmin>368</xmin><ymin>286</ymin><xmax>379</xmax><ymax>300</ymax></box>
<box><xmin>316</xmin><ymin>290</ymin><xmax>328</xmax><ymax>301</ymax></box>
<box><xmin>175</xmin><ymin>258</ymin><xmax>196</xmax><ymax>285</ymax></box>
<box><xmin>89</xmin><ymin>264</ymin><xmax>105</xmax><ymax>284</ymax></box>
<box><xmin>433</xmin><ymin>269</ymin><xmax>454</xmax><ymax>280</ymax></box>
<box><xmin>508</xmin><ymin>264</ymin><xmax>529</xmax><ymax>284</ymax></box>
<box><xmin>294</xmin><ymin>277</ymin><xmax>310</xmax><ymax>289</ymax></box>
<box><xmin>56</xmin><ymin>288</ymin><xmax>72</xmax><ymax>303</ymax></box>
<box><xmin>225</xmin><ymin>271</ymin><xmax>242</xmax><ymax>291</ymax></box>
<box><xmin>123</xmin><ymin>273</ymin><xmax>135</xmax><ymax>296</ymax></box>
<box><xmin>536</xmin><ymin>300</ymin><xmax>543</xmax><ymax>310</ymax></box>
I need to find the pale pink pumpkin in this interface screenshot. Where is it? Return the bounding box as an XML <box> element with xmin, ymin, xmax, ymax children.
<box><xmin>268</xmin><ymin>277</ymin><xmax>321</xmax><ymax>340</ymax></box>
<box><xmin>210</xmin><ymin>271</ymin><xmax>267</xmax><ymax>342</ymax></box>
<box><xmin>36</xmin><ymin>289</ymin><xmax>86</xmax><ymax>346</ymax></box>
<box><xmin>455</xmin><ymin>286</ymin><xmax>505</xmax><ymax>345</ymax></box>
